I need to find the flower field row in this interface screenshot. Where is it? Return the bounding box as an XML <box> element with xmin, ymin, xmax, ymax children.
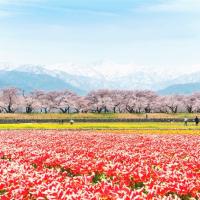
<box><xmin>0</xmin><ymin>130</ymin><xmax>200</xmax><ymax>199</ymax></box>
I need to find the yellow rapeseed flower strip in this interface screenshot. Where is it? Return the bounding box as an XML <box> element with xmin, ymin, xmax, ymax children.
<box><xmin>0</xmin><ymin>122</ymin><xmax>200</xmax><ymax>136</ymax></box>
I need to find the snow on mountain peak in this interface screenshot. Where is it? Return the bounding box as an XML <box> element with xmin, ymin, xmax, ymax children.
<box><xmin>0</xmin><ymin>61</ymin><xmax>193</xmax><ymax>81</ymax></box>
<box><xmin>1</xmin><ymin>61</ymin><xmax>200</xmax><ymax>93</ymax></box>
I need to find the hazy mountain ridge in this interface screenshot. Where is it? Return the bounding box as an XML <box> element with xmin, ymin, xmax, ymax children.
<box><xmin>0</xmin><ymin>64</ymin><xmax>200</xmax><ymax>94</ymax></box>
<box><xmin>159</xmin><ymin>82</ymin><xmax>200</xmax><ymax>95</ymax></box>
<box><xmin>0</xmin><ymin>70</ymin><xmax>85</xmax><ymax>94</ymax></box>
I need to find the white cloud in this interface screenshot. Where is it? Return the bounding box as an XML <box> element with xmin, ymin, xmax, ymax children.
<box><xmin>139</xmin><ymin>0</ymin><xmax>200</xmax><ymax>12</ymax></box>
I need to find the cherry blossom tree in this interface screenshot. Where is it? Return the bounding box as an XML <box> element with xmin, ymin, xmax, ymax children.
<box><xmin>142</xmin><ymin>90</ymin><xmax>158</xmax><ymax>113</ymax></box>
<box><xmin>110</xmin><ymin>90</ymin><xmax>126</xmax><ymax>113</ymax></box>
<box><xmin>1</xmin><ymin>87</ymin><xmax>200</xmax><ymax>114</ymax></box>
<box><xmin>163</xmin><ymin>95</ymin><xmax>184</xmax><ymax>113</ymax></box>
<box><xmin>192</xmin><ymin>93</ymin><xmax>200</xmax><ymax>112</ymax></box>
<box><xmin>182</xmin><ymin>94</ymin><xmax>197</xmax><ymax>113</ymax></box>
<box><xmin>86</xmin><ymin>90</ymin><xmax>113</xmax><ymax>113</ymax></box>
<box><xmin>22</xmin><ymin>90</ymin><xmax>41</xmax><ymax>113</ymax></box>
<box><xmin>123</xmin><ymin>91</ymin><xmax>137</xmax><ymax>113</ymax></box>
<box><xmin>31</xmin><ymin>90</ymin><xmax>56</xmax><ymax>113</ymax></box>
<box><xmin>73</xmin><ymin>96</ymin><xmax>89</xmax><ymax>113</ymax></box>
<box><xmin>0</xmin><ymin>87</ymin><xmax>23</xmax><ymax>113</ymax></box>
<box><xmin>54</xmin><ymin>90</ymin><xmax>79</xmax><ymax>113</ymax></box>
<box><xmin>153</xmin><ymin>96</ymin><xmax>168</xmax><ymax>113</ymax></box>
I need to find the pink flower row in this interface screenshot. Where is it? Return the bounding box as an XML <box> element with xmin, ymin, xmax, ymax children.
<box><xmin>0</xmin><ymin>130</ymin><xmax>200</xmax><ymax>199</ymax></box>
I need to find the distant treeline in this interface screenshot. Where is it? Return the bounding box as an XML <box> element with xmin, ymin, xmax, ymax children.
<box><xmin>0</xmin><ymin>87</ymin><xmax>199</xmax><ymax>113</ymax></box>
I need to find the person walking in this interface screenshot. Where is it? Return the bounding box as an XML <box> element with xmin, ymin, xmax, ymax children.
<box><xmin>184</xmin><ymin>117</ymin><xmax>188</xmax><ymax>126</ymax></box>
<box><xmin>195</xmin><ymin>116</ymin><xmax>199</xmax><ymax>126</ymax></box>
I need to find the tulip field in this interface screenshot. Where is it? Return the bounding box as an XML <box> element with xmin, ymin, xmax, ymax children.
<box><xmin>0</xmin><ymin>130</ymin><xmax>200</xmax><ymax>199</ymax></box>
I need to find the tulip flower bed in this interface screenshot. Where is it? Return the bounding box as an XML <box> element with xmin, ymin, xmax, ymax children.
<box><xmin>0</xmin><ymin>130</ymin><xmax>200</xmax><ymax>199</ymax></box>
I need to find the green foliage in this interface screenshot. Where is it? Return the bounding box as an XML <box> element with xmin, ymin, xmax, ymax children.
<box><xmin>32</xmin><ymin>163</ymin><xmax>37</xmax><ymax>169</ymax></box>
<box><xmin>129</xmin><ymin>181</ymin><xmax>145</xmax><ymax>190</ymax></box>
<box><xmin>60</xmin><ymin>167</ymin><xmax>76</xmax><ymax>177</ymax></box>
<box><xmin>92</xmin><ymin>172</ymin><xmax>106</xmax><ymax>184</ymax></box>
<box><xmin>0</xmin><ymin>189</ymin><xmax>6</xmax><ymax>195</ymax></box>
<box><xmin>134</xmin><ymin>182</ymin><xmax>145</xmax><ymax>189</ymax></box>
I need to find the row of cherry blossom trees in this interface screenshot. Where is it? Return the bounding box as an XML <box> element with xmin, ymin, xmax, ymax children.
<box><xmin>0</xmin><ymin>87</ymin><xmax>200</xmax><ymax>113</ymax></box>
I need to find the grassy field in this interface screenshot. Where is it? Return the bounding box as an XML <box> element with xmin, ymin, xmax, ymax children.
<box><xmin>1</xmin><ymin>113</ymin><xmax>200</xmax><ymax>134</ymax></box>
<box><xmin>0</xmin><ymin>112</ymin><xmax>199</xmax><ymax>120</ymax></box>
<box><xmin>0</xmin><ymin>122</ymin><xmax>200</xmax><ymax>130</ymax></box>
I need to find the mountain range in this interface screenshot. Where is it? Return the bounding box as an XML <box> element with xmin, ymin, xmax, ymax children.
<box><xmin>0</xmin><ymin>63</ymin><xmax>200</xmax><ymax>95</ymax></box>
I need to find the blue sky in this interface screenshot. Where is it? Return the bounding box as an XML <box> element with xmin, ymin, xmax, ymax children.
<box><xmin>0</xmin><ymin>0</ymin><xmax>200</xmax><ymax>71</ymax></box>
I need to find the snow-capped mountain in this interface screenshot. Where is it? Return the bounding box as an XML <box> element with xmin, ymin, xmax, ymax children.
<box><xmin>45</xmin><ymin>61</ymin><xmax>187</xmax><ymax>91</ymax></box>
<box><xmin>0</xmin><ymin>62</ymin><xmax>200</xmax><ymax>94</ymax></box>
<box><xmin>48</xmin><ymin>61</ymin><xmax>182</xmax><ymax>82</ymax></box>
